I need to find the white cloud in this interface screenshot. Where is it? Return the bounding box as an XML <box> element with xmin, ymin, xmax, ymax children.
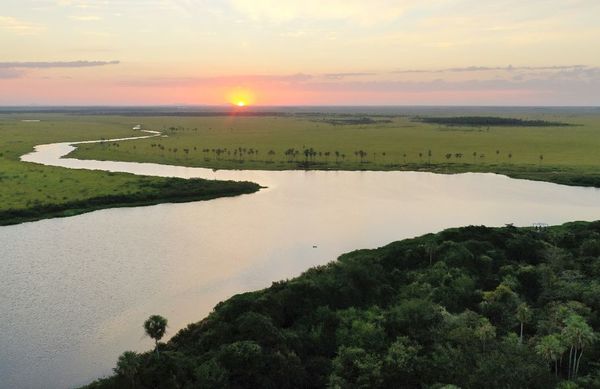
<box><xmin>229</xmin><ymin>0</ymin><xmax>418</xmax><ymax>24</ymax></box>
<box><xmin>0</xmin><ymin>16</ymin><xmax>43</xmax><ymax>35</ymax></box>
<box><xmin>0</xmin><ymin>61</ymin><xmax>120</xmax><ymax>68</ymax></box>
<box><xmin>69</xmin><ymin>15</ymin><xmax>102</xmax><ymax>21</ymax></box>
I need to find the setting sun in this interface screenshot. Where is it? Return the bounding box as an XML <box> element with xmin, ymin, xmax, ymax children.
<box><xmin>227</xmin><ymin>87</ymin><xmax>255</xmax><ymax>107</ymax></box>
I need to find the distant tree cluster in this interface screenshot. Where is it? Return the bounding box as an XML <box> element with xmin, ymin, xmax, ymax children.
<box><xmin>85</xmin><ymin>221</ymin><xmax>600</xmax><ymax>389</ymax></box>
<box><xmin>417</xmin><ymin>116</ymin><xmax>571</xmax><ymax>127</ymax></box>
<box><xmin>323</xmin><ymin>117</ymin><xmax>393</xmax><ymax>126</ymax></box>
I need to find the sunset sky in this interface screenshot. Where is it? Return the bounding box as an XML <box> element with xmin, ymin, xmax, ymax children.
<box><xmin>1</xmin><ymin>0</ymin><xmax>599</xmax><ymax>105</ymax></box>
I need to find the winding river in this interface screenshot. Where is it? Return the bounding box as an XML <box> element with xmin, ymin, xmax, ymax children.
<box><xmin>2</xmin><ymin>133</ymin><xmax>600</xmax><ymax>388</ymax></box>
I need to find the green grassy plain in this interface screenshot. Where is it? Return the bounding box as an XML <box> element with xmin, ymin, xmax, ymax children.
<box><xmin>0</xmin><ymin>114</ymin><xmax>258</xmax><ymax>225</ymax></box>
<box><xmin>2</xmin><ymin>110</ymin><xmax>600</xmax><ymax>225</ymax></box>
<box><xmin>69</xmin><ymin>112</ymin><xmax>600</xmax><ymax>187</ymax></box>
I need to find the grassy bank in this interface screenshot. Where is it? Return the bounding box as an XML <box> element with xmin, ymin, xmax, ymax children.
<box><xmin>85</xmin><ymin>221</ymin><xmax>600</xmax><ymax>388</ymax></box>
<box><xmin>0</xmin><ymin>177</ymin><xmax>259</xmax><ymax>226</ymax></box>
<box><xmin>68</xmin><ymin>112</ymin><xmax>600</xmax><ymax>188</ymax></box>
<box><xmin>0</xmin><ymin>114</ymin><xmax>259</xmax><ymax>226</ymax></box>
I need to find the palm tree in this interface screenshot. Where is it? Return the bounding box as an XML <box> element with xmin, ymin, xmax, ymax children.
<box><xmin>516</xmin><ymin>303</ymin><xmax>532</xmax><ymax>344</ymax></box>
<box><xmin>424</xmin><ymin>241</ymin><xmax>437</xmax><ymax>266</ymax></box>
<box><xmin>114</xmin><ymin>351</ymin><xmax>141</xmax><ymax>387</ymax></box>
<box><xmin>535</xmin><ymin>334</ymin><xmax>564</xmax><ymax>376</ymax></box>
<box><xmin>475</xmin><ymin>317</ymin><xmax>496</xmax><ymax>352</ymax></box>
<box><xmin>562</xmin><ymin>314</ymin><xmax>595</xmax><ymax>379</ymax></box>
<box><xmin>304</xmin><ymin>148</ymin><xmax>311</xmax><ymax>163</ymax></box>
<box><xmin>355</xmin><ymin>150</ymin><xmax>367</xmax><ymax>163</ymax></box>
<box><xmin>144</xmin><ymin>315</ymin><xmax>168</xmax><ymax>358</ymax></box>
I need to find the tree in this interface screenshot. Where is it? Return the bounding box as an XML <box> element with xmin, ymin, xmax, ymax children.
<box><xmin>304</xmin><ymin>148</ymin><xmax>311</xmax><ymax>162</ymax></box>
<box><xmin>475</xmin><ymin>317</ymin><xmax>496</xmax><ymax>352</ymax></box>
<box><xmin>516</xmin><ymin>303</ymin><xmax>532</xmax><ymax>344</ymax></box>
<box><xmin>144</xmin><ymin>315</ymin><xmax>168</xmax><ymax>358</ymax></box>
<box><xmin>561</xmin><ymin>314</ymin><xmax>595</xmax><ymax>379</ymax></box>
<box><xmin>195</xmin><ymin>359</ymin><xmax>229</xmax><ymax>388</ymax></box>
<box><xmin>382</xmin><ymin>337</ymin><xmax>420</xmax><ymax>384</ymax></box>
<box><xmin>476</xmin><ymin>318</ymin><xmax>497</xmax><ymax>349</ymax></box>
<box><xmin>423</xmin><ymin>241</ymin><xmax>437</xmax><ymax>266</ymax></box>
<box><xmin>535</xmin><ymin>334</ymin><xmax>564</xmax><ymax>376</ymax></box>
<box><xmin>480</xmin><ymin>283</ymin><xmax>519</xmax><ymax>331</ymax></box>
<box><xmin>355</xmin><ymin>150</ymin><xmax>367</xmax><ymax>163</ymax></box>
<box><xmin>114</xmin><ymin>351</ymin><xmax>141</xmax><ymax>387</ymax></box>
<box><xmin>328</xmin><ymin>346</ymin><xmax>382</xmax><ymax>388</ymax></box>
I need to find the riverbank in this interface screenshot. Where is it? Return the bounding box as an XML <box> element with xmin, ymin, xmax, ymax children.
<box><xmin>65</xmin><ymin>154</ymin><xmax>600</xmax><ymax>189</ymax></box>
<box><xmin>0</xmin><ymin>115</ymin><xmax>260</xmax><ymax>226</ymax></box>
<box><xmin>0</xmin><ymin>177</ymin><xmax>260</xmax><ymax>226</ymax></box>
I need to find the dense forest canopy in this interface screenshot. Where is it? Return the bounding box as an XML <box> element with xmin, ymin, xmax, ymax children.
<box><xmin>86</xmin><ymin>221</ymin><xmax>600</xmax><ymax>388</ymax></box>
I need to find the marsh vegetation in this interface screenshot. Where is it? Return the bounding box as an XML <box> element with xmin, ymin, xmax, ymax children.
<box><xmin>68</xmin><ymin>111</ymin><xmax>600</xmax><ymax>188</ymax></box>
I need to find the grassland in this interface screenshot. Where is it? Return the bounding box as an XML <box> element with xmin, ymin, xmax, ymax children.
<box><xmin>0</xmin><ymin>114</ymin><xmax>259</xmax><ymax>226</ymax></box>
<box><xmin>68</xmin><ymin>111</ymin><xmax>600</xmax><ymax>188</ymax></box>
<box><xmin>3</xmin><ymin>109</ymin><xmax>599</xmax><ymax>226</ymax></box>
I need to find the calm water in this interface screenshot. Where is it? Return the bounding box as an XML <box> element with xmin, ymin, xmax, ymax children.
<box><xmin>2</xmin><ymin>136</ymin><xmax>600</xmax><ymax>388</ymax></box>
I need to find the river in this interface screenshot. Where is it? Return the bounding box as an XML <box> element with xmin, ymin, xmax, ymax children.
<box><xmin>2</xmin><ymin>134</ymin><xmax>600</xmax><ymax>388</ymax></box>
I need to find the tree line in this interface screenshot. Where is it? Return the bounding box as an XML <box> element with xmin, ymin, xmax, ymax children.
<box><xmin>100</xmin><ymin>142</ymin><xmax>548</xmax><ymax>166</ymax></box>
<box><xmin>417</xmin><ymin>116</ymin><xmax>571</xmax><ymax>127</ymax></box>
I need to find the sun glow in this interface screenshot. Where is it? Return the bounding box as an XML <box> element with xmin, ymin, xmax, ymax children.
<box><xmin>228</xmin><ymin>87</ymin><xmax>255</xmax><ymax>107</ymax></box>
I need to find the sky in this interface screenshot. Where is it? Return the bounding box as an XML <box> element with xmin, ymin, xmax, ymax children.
<box><xmin>1</xmin><ymin>0</ymin><xmax>599</xmax><ymax>106</ymax></box>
